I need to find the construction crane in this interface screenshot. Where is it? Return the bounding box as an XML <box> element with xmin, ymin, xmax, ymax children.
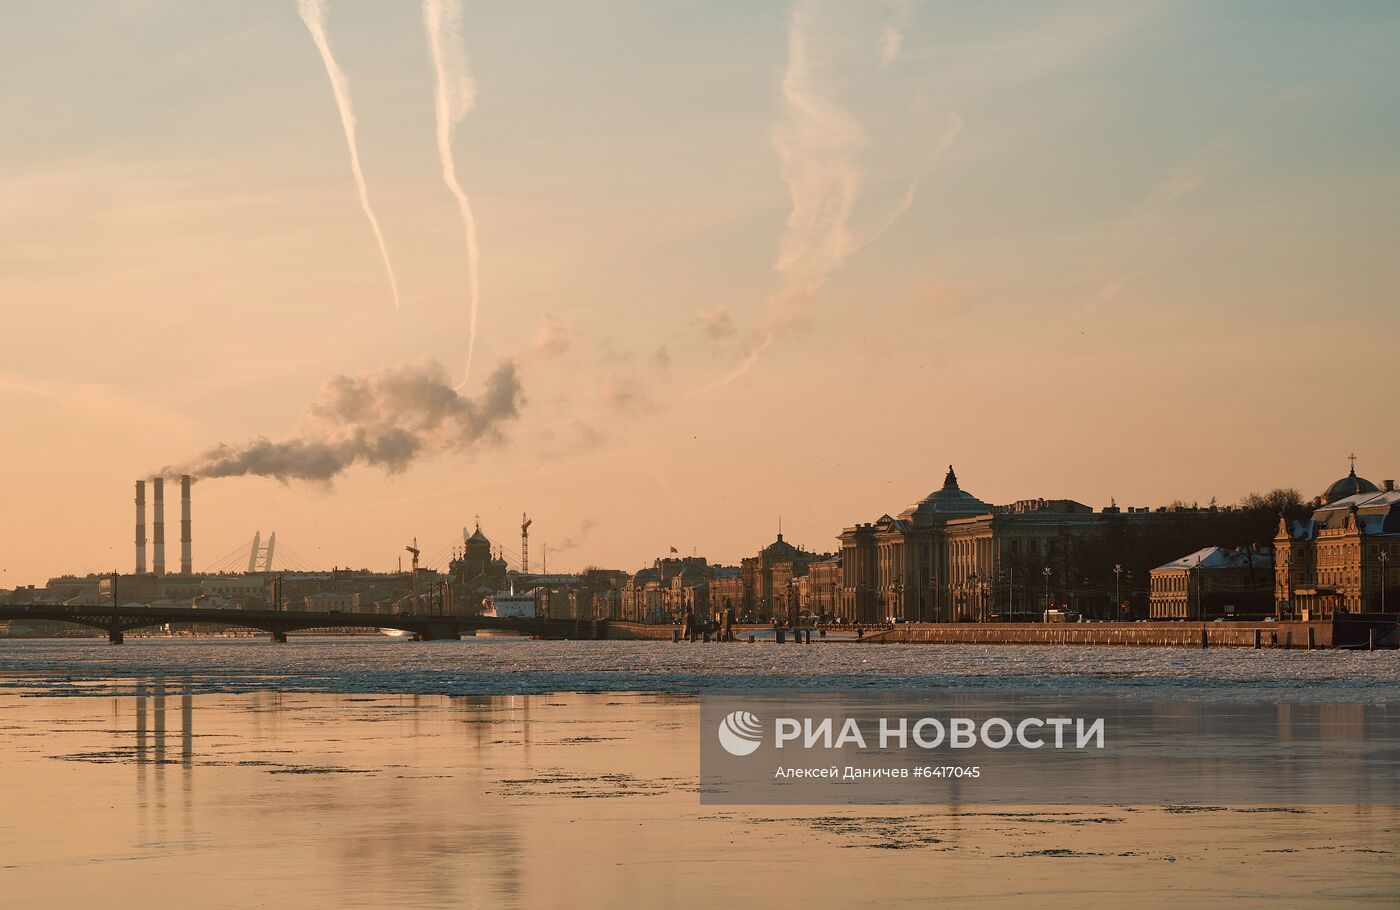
<box><xmin>521</xmin><ymin>514</ymin><xmax>532</xmax><ymax>573</ymax></box>
<box><xmin>405</xmin><ymin>538</ymin><xmax>420</xmax><ymax>595</ymax></box>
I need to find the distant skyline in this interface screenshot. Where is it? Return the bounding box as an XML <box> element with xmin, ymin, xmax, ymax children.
<box><xmin>2</xmin><ymin>0</ymin><xmax>1397</xmax><ymax>585</ymax></box>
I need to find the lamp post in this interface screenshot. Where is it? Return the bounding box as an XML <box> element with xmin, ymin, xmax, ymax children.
<box><xmin>1283</xmin><ymin>554</ymin><xmax>1293</xmax><ymax>620</ymax></box>
<box><xmin>1194</xmin><ymin>555</ymin><xmax>1204</xmax><ymax>622</ymax></box>
<box><xmin>1377</xmin><ymin>548</ymin><xmax>1388</xmax><ymax>613</ymax></box>
<box><xmin>1000</xmin><ymin>569</ymin><xmax>1010</xmax><ymax>622</ymax></box>
<box><xmin>1114</xmin><ymin>564</ymin><xmax>1123</xmax><ymax>621</ymax></box>
<box><xmin>1043</xmin><ymin>566</ymin><xmax>1052</xmax><ymax>615</ymax></box>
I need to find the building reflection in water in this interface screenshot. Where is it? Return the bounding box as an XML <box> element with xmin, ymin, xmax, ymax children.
<box><xmin>129</xmin><ymin>676</ymin><xmax>196</xmax><ymax>849</ymax></box>
<box><xmin>118</xmin><ymin>684</ymin><xmax>527</xmax><ymax>905</ymax></box>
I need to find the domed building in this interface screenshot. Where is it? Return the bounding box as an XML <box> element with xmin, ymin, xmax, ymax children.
<box><xmin>448</xmin><ymin>521</ymin><xmax>508</xmax><ymax>609</ymax></box>
<box><xmin>1320</xmin><ymin>462</ymin><xmax>1381</xmax><ymax>505</ymax></box>
<box><xmin>840</xmin><ymin>465</ymin><xmax>1106</xmax><ymax>623</ymax></box>
<box><xmin>899</xmin><ymin>466</ymin><xmax>991</xmax><ymax>522</ymax></box>
<box><xmin>1275</xmin><ymin>460</ymin><xmax>1399</xmax><ymax>618</ymax></box>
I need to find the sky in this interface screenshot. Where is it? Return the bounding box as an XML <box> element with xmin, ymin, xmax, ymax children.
<box><xmin>2</xmin><ymin>0</ymin><xmax>1397</xmax><ymax>586</ymax></box>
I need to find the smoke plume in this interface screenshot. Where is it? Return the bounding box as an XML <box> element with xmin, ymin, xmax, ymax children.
<box><xmin>167</xmin><ymin>360</ymin><xmax>523</xmax><ymax>484</ymax></box>
<box><xmin>296</xmin><ymin>0</ymin><xmax>402</xmax><ymax>310</ymax></box>
<box><xmin>422</xmin><ymin>0</ymin><xmax>483</xmax><ymax>386</ymax></box>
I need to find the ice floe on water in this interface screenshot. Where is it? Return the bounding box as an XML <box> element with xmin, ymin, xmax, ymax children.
<box><xmin>0</xmin><ymin>637</ymin><xmax>1395</xmax><ymax>699</ymax></box>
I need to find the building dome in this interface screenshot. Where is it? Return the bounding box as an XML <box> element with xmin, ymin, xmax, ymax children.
<box><xmin>1321</xmin><ymin>465</ymin><xmax>1379</xmax><ymax>505</ymax></box>
<box><xmin>902</xmin><ymin>465</ymin><xmax>990</xmax><ymax>518</ymax></box>
<box><xmin>762</xmin><ymin>533</ymin><xmax>802</xmax><ymax>559</ymax></box>
<box><xmin>463</xmin><ymin>522</ymin><xmax>492</xmax><ymax>555</ymax></box>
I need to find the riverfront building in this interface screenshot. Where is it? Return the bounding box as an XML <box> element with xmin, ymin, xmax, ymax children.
<box><xmin>1274</xmin><ymin>465</ymin><xmax>1400</xmax><ymax>618</ymax></box>
<box><xmin>1148</xmin><ymin>546</ymin><xmax>1274</xmax><ymax>620</ymax></box>
<box><xmin>839</xmin><ymin>466</ymin><xmax>1139</xmax><ymax>624</ymax></box>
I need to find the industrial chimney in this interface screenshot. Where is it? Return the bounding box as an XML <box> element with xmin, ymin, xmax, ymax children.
<box><xmin>135</xmin><ymin>480</ymin><xmax>147</xmax><ymax>574</ymax></box>
<box><xmin>153</xmin><ymin>476</ymin><xmax>166</xmax><ymax>577</ymax></box>
<box><xmin>180</xmin><ymin>474</ymin><xmax>192</xmax><ymax>575</ymax></box>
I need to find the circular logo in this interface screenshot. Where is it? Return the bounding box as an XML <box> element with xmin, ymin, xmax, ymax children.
<box><xmin>717</xmin><ymin>710</ymin><xmax>763</xmax><ymax>756</ymax></box>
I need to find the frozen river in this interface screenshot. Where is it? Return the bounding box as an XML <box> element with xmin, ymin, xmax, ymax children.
<box><xmin>1</xmin><ymin>636</ymin><xmax>1397</xmax><ymax>699</ymax></box>
<box><xmin>2</xmin><ymin>638</ymin><xmax>1397</xmax><ymax>908</ymax></box>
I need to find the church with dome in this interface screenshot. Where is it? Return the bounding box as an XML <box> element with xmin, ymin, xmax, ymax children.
<box><xmin>1274</xmin><ymin>459</ymin><xmax>1399</xmax><ymax>618</ymax></box>
<box><xmin>447</xmin><ymin>521</ymin><xmax>509</xmax><ymax>608</ymax></box>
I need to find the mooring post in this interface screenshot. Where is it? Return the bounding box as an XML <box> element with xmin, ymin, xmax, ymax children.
<box><xmin>776</xmin><ymin>628</ymin><xmax>785</xmax><ymax>645</ymax></box>
<box><xmin>1307</xmin><ymin>626</ymin><xmax>1316</xmax><ymax>650</ymax></box>
<box><xmin>747</xmin><ymin>634</ymin><xmax>755</xmax><ymax>644</ymax></box>
<box><xmin>1254</xmin><ymin>628</ymin><xmax>1261</xmax><ymax>649</ymax></box>
<box><xmin>1368</xmin><ymin>628</ymin><xmax>1375</xmax><ymax>652</ymax></box>
<box><xmin>672</xmin><ymin>629</ymin><xmax>680</xmax><ymax>643</ymax></box>
<box><xmin>1201</xmin><ymin>627</ymin><xmax>1208</xmax><ymax>649</ymax></box>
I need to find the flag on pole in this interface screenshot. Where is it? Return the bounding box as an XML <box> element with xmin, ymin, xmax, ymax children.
<box><xmin>670</xmin><ymin>546</ymin><xmax>678</xmax><ymax>554</ymax></box>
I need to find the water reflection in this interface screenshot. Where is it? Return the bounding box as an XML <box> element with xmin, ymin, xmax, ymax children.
<box><xmin>4</xmin><ymin>686</ymin><xmax>1399</xmax><ymax>909</ymax></box>
<box><xmin>109</xmin><ymin>682</ymin><xmax>533</xmax><ymax>906</ymax></box>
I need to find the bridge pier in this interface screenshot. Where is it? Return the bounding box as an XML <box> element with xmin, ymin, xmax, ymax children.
<box><xmin>269</xmin><ymin>630</ymin><xmax>287</xmax><ymax>644</ymax></box>
<box><xmin>107</xmin><ymin>629</ymin><xmax>124</xmax><ymax>645</ymax></box>
<box><xmin>418</xmin><ymin>621</ymin><xmax>460</xmax><ymax>642</ymax></box>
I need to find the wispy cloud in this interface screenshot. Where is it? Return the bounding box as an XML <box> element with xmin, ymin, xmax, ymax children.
<box><xmin>596</xmin><ymin>373</ymin><xmax>644</xmax><ymax>412</ymax></box>
<box><xmin>551</xmin><ymin>518</ymin><xmax>596</xmax><ymax>554</ymax></box>
<box><xmin>422</xmin><ymin>0</ymin><xmax>483</xmax><ymax>389</ymax></box>
<box><xmin>296</xmin><ymin>0</ymin><xmax>402</xmax><ymax>310</ymax></box>
<box><xmin>530</xmin><ymin>314</ymin><xmax>573</xmax><ymax>357</ymax></box>
<box><xmin>711</xmin><ymin>0</ymin><xmax>961</xmax><ymax>388</ymax></box>
<box><xmin>0</xmin><ymin>371</ymin><xmax>198</xmax><ymax>437</ymax></box>
<box><xmin>879</xmin><ymin>25</ymin><xmax>903</xmax><ymax>65</ymax></box>
<box><xmin>694</xmin><ymin>304</ymin><xmax>737</xmax><ymax>339</ymax></box>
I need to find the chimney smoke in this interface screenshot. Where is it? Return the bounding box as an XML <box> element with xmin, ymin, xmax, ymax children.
<box><xmin>153</xmin><ymin>476</ymin><xmax>166</xmax><ymax>577</ymax></box>
<box><xmin>180</xmin><ymin>474</ymin><xmax>192</xmax><ymax>575</ymax></box>
<box><xmin>135</xmin><ymin>480</ymin><xmax>147</xmax><ymax>574</ymax></box>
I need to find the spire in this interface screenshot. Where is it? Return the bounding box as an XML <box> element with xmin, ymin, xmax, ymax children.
<box><xmin>943</xmin><ymin>465</ymin><xmax>959</xmax><ymax>489</ymax></box>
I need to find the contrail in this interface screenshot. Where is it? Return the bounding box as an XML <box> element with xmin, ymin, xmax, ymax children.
<box><xmin>296</xmin><ymin>0</ymin><xmax>402</xmax><ymax>310</ymax></box>
<box><xmin>422</xmin><ymin>0</ymin><xmax>482</xmax><ymax>388</ymax></box>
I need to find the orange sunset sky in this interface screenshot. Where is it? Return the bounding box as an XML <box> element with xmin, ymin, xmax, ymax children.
<box><xmin>2</xmin><ymin>0</ymin><xmax>1397</xmax><ymax>585</ymax></box>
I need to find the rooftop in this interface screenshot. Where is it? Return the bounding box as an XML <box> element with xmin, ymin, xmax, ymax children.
<box><xmin>1154</xmin><ymin>546</ymin><xmax>1274</xmax><ymax>572</ymax></box>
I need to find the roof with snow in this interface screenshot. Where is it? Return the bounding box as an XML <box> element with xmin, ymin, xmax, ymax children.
<box><xmin>1288</xmin><ymin>489</ymin><xmax>1400</xmax><ymax>539</ymax></box>
<box><xmin>1153</xmin><ymin>546</ymin><xmax>1274</xmax><ymax>572</ymax></box>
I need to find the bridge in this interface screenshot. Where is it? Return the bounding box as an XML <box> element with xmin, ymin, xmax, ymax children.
<box><xmin>0</xmin><ymin>603</ymin><xmax>603</xmax><ymax>644</ymax></box>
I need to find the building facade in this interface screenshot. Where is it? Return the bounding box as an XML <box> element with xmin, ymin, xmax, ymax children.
<box><xmin>839</xmin><ymin>467</ymin><xmax>1130</xmax><ymax>623</ymax></box>
<box><xmin>1275</xmin><ymin>466</ymin><xmax>1399</xmax><ymax>618</ymax></box>
<box><xmin>1148</xmin><ymin>546</ymin><xmax>1274</xmax><ymax>619</ymax></box>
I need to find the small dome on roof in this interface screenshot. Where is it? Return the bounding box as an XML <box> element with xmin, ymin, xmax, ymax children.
<box><xmin>903</xmin><ymin>465</ymin><xmax>990</xmax><ymax>517</ymax></box>
<box><xmin>762</xmin><ymin>533</ymin><xmax>802</xmax><ymax>558</ymax></box>
<box><xmin>1321</xmin><ymin>464</ymin><xmax>1379</xmax><ymax>505</ymax></box>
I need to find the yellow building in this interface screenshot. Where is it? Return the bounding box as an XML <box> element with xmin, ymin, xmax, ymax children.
<box><xmin>1275</xmin><ymin>465</ymin><xmax>1399</xmax><ymax>618</ymax></box>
